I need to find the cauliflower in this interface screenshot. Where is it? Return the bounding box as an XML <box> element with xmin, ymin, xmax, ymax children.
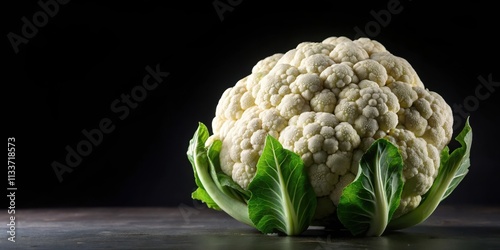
<box><xmin>207</xmin><ymin>36</ymin><xmax>453</xmax><ymax>219</ymax></box>
<box><xmin>188</xmin><ymin>36</ymin><xmax>472</xmax><ymax>236</ymax></box>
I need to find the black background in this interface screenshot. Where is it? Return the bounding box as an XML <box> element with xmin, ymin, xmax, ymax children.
<box><xmin>4</xmin><ymin>0</ymin><xmax>499</xmax><ymax>209</ymax></box>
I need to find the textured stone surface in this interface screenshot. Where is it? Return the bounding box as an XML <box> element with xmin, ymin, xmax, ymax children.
<box><xmin>2</xmin><ymin>205</ymin><xmax>499</xmax><ymax>249</ymax></box>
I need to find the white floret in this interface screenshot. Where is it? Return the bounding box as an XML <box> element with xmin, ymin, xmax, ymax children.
<box><xmin>290</xmin><ymin>73</ymin><xmax>323</xmax><ymax>100</ymax></box>
<box><xmin>352</xmin><ymin>37</ymin><xmax>386</xmax><ymax>55</ymax></box>
<box><xmin>330</xmin><ymin>41</ymin><xmax>369</xmax><ymax>64</ymax></box>
<box><xmin>334</xmin><ymin>80</ymin><xmax>400</xmax><ymax>138</ymax></box>
<box><xmin>308</xmin><ymin>163</ymin><xmax>338</xmax><ymax>196</ymax></box>
<box><xmin>370</xmin><ymin>51</ymin><xmax>423</xmax><ymax>87</ymax></box>
<box><xmin>320</xmin><ymin>63</ymin><xmax>359</xmax><ymax>96</ymax></box>
<box><xmin>385</xmin><ymin>128</ymin><xmax>440</xmax><ymax>217</ymax></box>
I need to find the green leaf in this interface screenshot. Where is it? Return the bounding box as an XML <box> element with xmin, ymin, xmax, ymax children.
<box><xmin>439</xmin><ymin>119</ymin><xmax>472</xmax><ymax>201</ymax></box>
<box><xmin>247</xmin><ymin>135</ymin><xmax>317</xmax><ymax>236</ymax></box>
<box><xmin>388</xmin><ymin>117</ymin><xmax>473</xmax><ymax>230</ymax></box>
<box><xmin>187</xmin><ymin>123</ymin><xmax>219</xmax><ymax>210</ymax></box>
<box><xmin>337</xmin><ymin>138</ymin><xmax>404</xmax><ymax>236</ymax></box>
<box><xmin>187</xmin><ymin>122</ymin><xmax>210</xmax><ymax>189</ymax></box>
<box><xmin>192</xmin><ymin>187</ymin><xmax>220</xmax><ymax>210</ymax></box>
<box><xmin>186</xmin><ymin>122</ymin><xmax>253</xmax><ymax>226</ymax></box>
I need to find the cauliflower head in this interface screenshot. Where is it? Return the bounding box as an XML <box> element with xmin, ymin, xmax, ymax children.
<box><xmin>207</xmin><ymin>36</ymin><xmax>453</xmax><ymax>220</ymax></box>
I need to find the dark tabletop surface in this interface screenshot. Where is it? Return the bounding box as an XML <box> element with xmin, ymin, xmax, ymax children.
<box><xmin>1</xmin><ymin>205</ymin><xmax>499</xmax><ymax>250</ymax></box>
